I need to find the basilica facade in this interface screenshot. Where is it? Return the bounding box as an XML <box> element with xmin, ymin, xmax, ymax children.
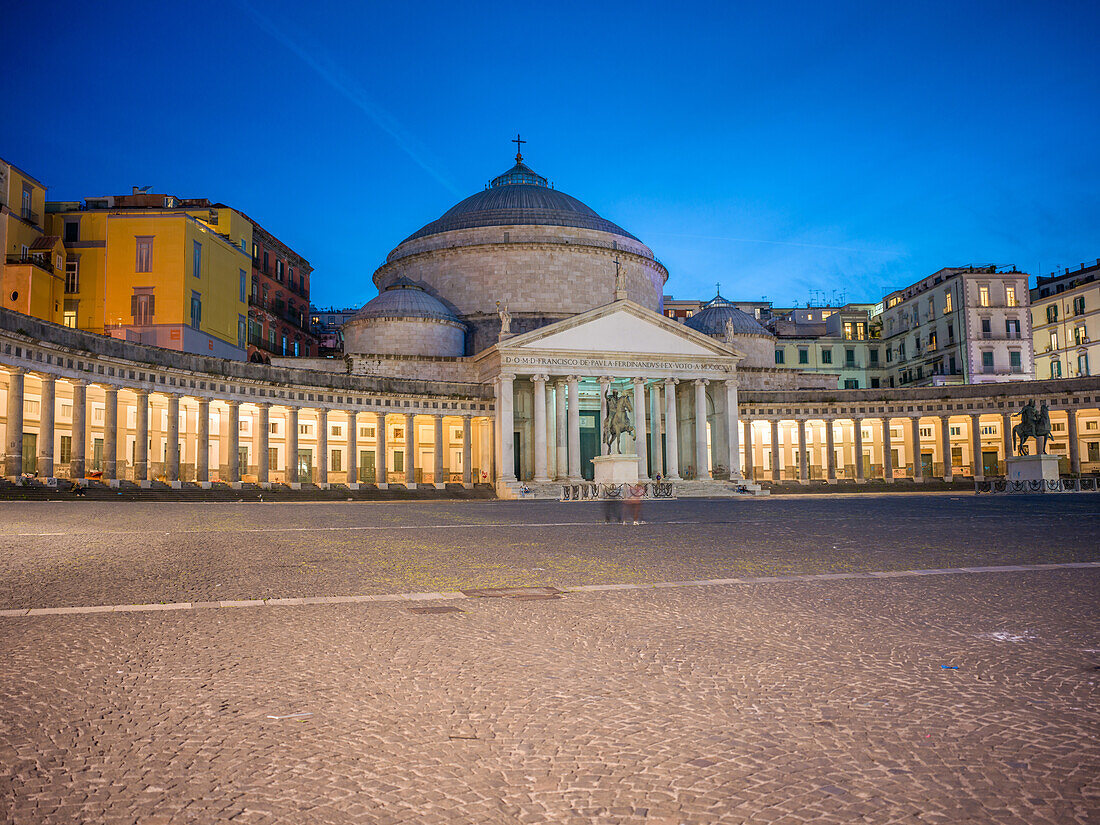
<box><xmin>2</xmin><ymin>152</ymin><xmax>1099</xmax><ymax>495</ymax></box>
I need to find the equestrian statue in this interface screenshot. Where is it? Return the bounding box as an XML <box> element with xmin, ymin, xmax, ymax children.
<box><xmin>1012</xmin><ymin>399</ymin><xmax>1052</xmax><ymax>456</ymax></box>
<box><xmin>603</xmin><ymin>389</ymin><xmax>635</xmax><ymax>454</ymax></box>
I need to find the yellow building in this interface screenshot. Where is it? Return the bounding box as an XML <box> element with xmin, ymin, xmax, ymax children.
<box><xmin>0</xmin><ymin>158</ymin><xmax>64</xmax><ymax>324</ymax></box>
<box><xmin>47</xmin><ymin>191</ymin><xmax>252</xmax><ymax>358</ymax></box>
<box><xmin>1031</xmin><ymin>260</ymin><xmax>1098</xmax><ymax>380</ymax></box>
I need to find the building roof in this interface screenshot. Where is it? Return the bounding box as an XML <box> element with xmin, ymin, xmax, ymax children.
<box><xmin>402</xmin><ymin>160</ymin><xmax>640</xmax><ymax>243</ymax></box>
<box><xmin>683</xmin><ymin>293</ymin><xmax>772</xmax><ymax>338</ymax></box>
<box><xmin>353</xmin><ymin>277</ymin><xmax>461</xmax><ymax>324</ymax></box>
<box><xmin>29</xmin><ymin>236</ymin><xmax>60</xmax><ymax>250</ymax></box>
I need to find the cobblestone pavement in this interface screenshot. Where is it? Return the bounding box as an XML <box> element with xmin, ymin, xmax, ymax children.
<box><xmin>0</xmin><ymin>495</ymin><xmax>1098</xmax><ymax>610</ymax></box>
<box><xmin>1</xmin><ymin>497</ymin><xmax>1098</xmax><ymax>824</ymax></box>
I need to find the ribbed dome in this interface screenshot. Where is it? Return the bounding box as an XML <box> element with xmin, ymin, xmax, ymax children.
<box><xmin>684</xmin><ymin>294</ymin><xmax>772</xmax><ymax>338</ymax></box>
<box><xmin>354</xmin><ymin>277</ymin><xmax>460</xmax><ymax>323</ymax></box>
<box><xmin>402</xmin><ymin>161</ymin><xmax>639</xmax><ymax>243</ymax></box>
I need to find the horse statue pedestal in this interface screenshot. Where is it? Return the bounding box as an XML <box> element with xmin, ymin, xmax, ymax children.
<box><xmin>1006</xmin><ymin>454</ymin><xmax>1060</xmax><ymax>482</ymax></box>
<box><xmin>592</xmin><ymin>454</ymin><xmax>640</xmax><ymax>485</ymax></box>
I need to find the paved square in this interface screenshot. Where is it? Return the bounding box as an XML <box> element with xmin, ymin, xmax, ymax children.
<box><xmin>1</xmin><ymin>495</ymin><xmax>1098</xmax><ymax>823</ymax></box>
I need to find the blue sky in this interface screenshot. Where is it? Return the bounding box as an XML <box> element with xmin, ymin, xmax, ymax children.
<box><xmin>4</xmin><ymin>1</ymin><xmax>1097</xmax><ymax>310</ymax></box>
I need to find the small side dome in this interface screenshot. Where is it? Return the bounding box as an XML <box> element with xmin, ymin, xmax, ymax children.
<box><xmin>684</xmin><ymin>293</ymin><xmax>773</xmax><ymax>338</ymax></box>
<box><xmin>344</xmin><ymin>278</ymin><xmax>466</xmax><ymax>357</ymax></box>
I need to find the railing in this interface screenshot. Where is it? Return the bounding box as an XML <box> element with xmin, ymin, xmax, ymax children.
<box><xmin>560</xmin><ymin>482</ymin><xmax>675</xmax><ymax>500</ymax></box>
<box><xmin>20</xmin><ymin>208</ymin><xmax>40</xmax><ymax>226</ymax></box>
<box><xmin>5</xmin><ymin>253</ymin><xmax>53</xmax><ymax>274</ymax></box>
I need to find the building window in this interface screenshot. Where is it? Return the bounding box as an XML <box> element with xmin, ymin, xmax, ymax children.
<box><xmin>360</xmin><ymin>425</ymin><xmax>375</xmax><ymax>438</ymax></box>
<box><xmin>774</xmin><ymin>349</ymin><xmax>785</xmax><ymax>364</ymax></box>
<box><xmin>63</xmin><ymin>300</ymin><xmax>78</xmax><ymax>328</ymax></box>
<box><xmin>798</xmin><ymin>348</ymin><xmax>809</xmax><ymax>364</ymax></box>
<box><xmin>263</xmin><ymin>251</ymin><xmax>270</xmax><ymax>273</ymax></box>
<box><xmin>928</xmin><ymin>331</ymin><xmax>937</xmax><ymax>351</ymax></box>
<box><xmin>928</xmin><ymin>297</ymin><xmax>935</xmax><ymax>318</ymax></box>
<box><xmin>870</xmin><ymin>377</ymin><xmax>880</xmax><ymax>388</ymax></box>
<box><xmin>64</xmin><ymin>258</ymin><xmax>79</xmax><ymax>293</ymax></box>
<box><xmin>947</xmin><ymin>323</ymin><xmax>954</xmax><ymax>342</ymax></box>
<box><xmin>64</xmin><ymin>219</ymin><xmax>79</xmax><ymax>243</ymax></box>
<box><xmin>1050</xmin><ymin>360</ymin><xmax>1062</xmax><ymax>379</ymax></box>
<box><xmin>869</xmin><ymin>348</ymin><xmax>879</xmax><ymax>365</ymax></box>
<box><xmin>1006</xmin><ymin>318</ymin><xmax>1020</xmax><ymax>339</ymax></box>
<box><xmin>950</xmin><ymin>426</ymin><xmax>961</xmax><ymax>436</ymax></box>
<box><xmin>1075</xmin><ymin>325</ymin><xmax>1087</xmax><ymax>345</ymax></box>
<box><xmin>843</xmin><ymin>379</ymin><xmax>859</xmax><ymax>389</ymax></box>
<box><xmin>135</xmin><ymin>237</ymin><xmax>153</xmax><ymax>273</ymax></box>
<box><xmin>131</xmin><ymin>291</ymin><xmax>154</xmax><ymax>325</ymax></box>
<box><xmin>920</xmin><ymin>427</ymin><xmax>932</xmax><ymax>438</ymax></box>
<box><xmin>59</xmin><ymin>435</ymin><xmax>72</xmax><ymax>466</ymax></box>
<box><xmin>821</xmin><ymin>348</ymin><xmax>832</xmax><ymax>364</ymax></box>
<box><xmin>949</xmin><ymin>354</ymin><xmax>957</xmax><ymax>374</ymax></box>
<box><xmin>1047</xmin><ymin>304</ymin><xmax>1058</xmax><ymax>324</ymax></box>
<box><xmin>276</xmin><ymin>260</ymin><xmax>284</xmax><ymax>282</ymax></box>
<box><xmin>193</xmin><ymin>241</ymin><xmax>202</xmax><ymax>278</ymax></box>
<box><xmin>1073</xmin><ymin>296</ymin><xmax>1086</xmax><ymax>316</ymax></box>
<box><xmin>981</xmin><ymin>351</ymin><xmax>994</xmax><ymax>373</ymax></box>
<box><xmin>190</xmin><ymin>291</ymin><xmax>201</xmax><ymax>329</ymax></box>
<box><xmin>239</xmin><ymin>270</ymin><xmax>246</xmax><ymax>302</ymax></box>
<box><xmin>252</xmin><ymin>242</ymin><xmax>259</xmax><ymax>260</ymax></box>
<box><xmin>293</xmin><ymin>339</ymin><xmax>300</xmax><ymax>356</ymax></box>
<box><xmin>845</xmin><ymin>348</ymin><xmax>855</xmax><ymax>365</ymax></box>
<box><xmin>843</xmin><ymin>322</ymin><xmax>853</xmax><ymax>340</ymax></box>
<box><xmin>331</xmin><ymin>450</ymin><xmax>342</xmax><ymax>473</ymax></box>
<box><xmin>978</xmin><ymin>285</ymin><xmax>990</xmax><ymax>307</ymax></box>
<box><xmin>944</xmin><ymin>290</ymin><xmax>953</xmax><ymax>314</ymax></box>
<box><xmin>238</xmin><ymin>315</ymin><xmax>246</xmax><ymax>349</ymax></box>
<box><xmin>1006</xmin><ymin>285</ymin><xmax>1017</xmax><ymax>307</ymax></box>
<box><xmin>1080</xmin><ymin>353</ymin><xmax>1091</xmax><ymax>376</ymax></box>
<box><xmin>1010</xmin><ymin>350</ymin><xmax>1022</xmax><ymax>373</ymax></box>
<box><xmin>331</xmin><ymin>424</ymin><xmax>342</xmax><ymax>437</ymax></box>
<box><xmin>981</xmin><ymin>318</ymin><xmax>992</xmax><ymax>338</ymax></box>
<box><xmin>1050</xmin><ymin>332</ymin><xmax>1059</xmax><ymax>351</ymax></box>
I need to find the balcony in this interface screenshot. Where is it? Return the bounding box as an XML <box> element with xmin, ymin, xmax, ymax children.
<box><xmin>19</xmin><ymin>207</ymin><xmax>41</xmax><ymax>227</ymax></box>
<box><xmin>5</xmin><ymin>253</ymin><xmax>53</xmax><ymax>274</ymax></box>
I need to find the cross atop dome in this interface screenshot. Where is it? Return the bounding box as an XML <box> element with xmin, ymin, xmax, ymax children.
<box><xmin>512</xmin><ymin>133</ymin><xmax>526</xmax><ymax>163</ymax></box>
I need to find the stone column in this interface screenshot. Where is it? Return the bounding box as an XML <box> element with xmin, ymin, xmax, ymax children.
<box><xmin>825</xmin><ymin>419</ymin><xmax>836</xmax><ymax>483</ymax></box>
<box><xmin>38</xmin><ymin>374</ymin><xmax>56</xmax><ymax>478</ymax></box>
<box><xmin>598</xmin><ymin>377</ymin><xmax>611</xmax><ymax>455</ymax></box>
<box><xmin>694</xmin><ymin>379</ymin><xmax>710</xmax><ymax>479</ymax></box>
<box><xmin>434</xmin><ymin>414</ymin><xmax>445</xmax><ymax>487</ymax></box>
<box><xmin>347</xmin><ymin>410</ymin><xmax>358</xmax><ymax>486</ymax></box>
<box><xmin>70</xmin><ymin>380</ymin><xmax>86</xmax><ymax>481</ymax></box>
<box><xmin>1067</xmin><ymin>409</ymin><xmax>1080</xmax><ymax>475</ymax></box>
<box><xmin>797</xmin><ymin>419</ymin><xmax>809</xmax><ymax>483</ymax></box>
<box><xmin>497</xmin><ymin>375</ymin><xmax>516</xmax><ymax>484</ymax></box>
<box><xmin>911</xmin><ymin>417</ymin><xmax>924</xmax><ymax>482</ymax></box>
<box><xmin>555</xmin><ymin>378</ymin><xmax>568</xmax><ymax>480</ymax></box>
<box><xmin>256</xmin><ymin>402</ymin><xmax>269</xmax><ymax>485</ymax></box>
<box><xmin>532</xmin><ymin>375</ymin><xmax>550</xmax><ymax>482</ymax></box>
<box><xmin>649</xmin><ymin>381</ymin><xmax>664</xmax><ymax>479</ymax></box>
<box><xmin>770</xmin><ymin>419</ymin><xmax>781</xmax><ymax>483</ymax></box>
<box><xmin>133</xmin><ymin>389</ymin><xmax>149</xmax><ymax>483</ymax></box>
<box><xmin>970</xmin><ymin>413</ymin><xmax>983</xmax><ymax>481</ymax></box>
<box><xmin>462</xmin><ymin>415</ymin><xmax>473</xmax><ymax>487</ymax></box>
<box><xmin>545</xmin><ymin>384</ymin><xmax>556</xmax><ymax>478</ymax></box>
<box><xmin>664</xmin><ymin>378</ymin><xmax>681</xmax><ymax>480</ymax></box>
<box><xmin>227</xmin><ymin>401</ymin><xmax>240</xmax><ymax>485</ymax></box>
<box><xmin>567</xmin><ymin>375</ymin><xmax>581</xmax><ymax>482</ymax></box>
<box><xmin>633</xmin><ymin>377</ymin><xmax>649</xmax><ymax>480</ymax></box>
<box><xmin>166</xmin><ymin>394</ymin><xmax>181</xmax><ymax>484</ymax></box>
<box><xmin>286</xmin><ymin>406</ymin><xmax>299</xmax><ymax>485</ymax></box>
<box><xmin>742</xmin><ymin>419</ymin><xmax>754</xmax><ymax>482</ymax></box>
<box><xmin>403</xmin><ymin>412</ymin><xmax>417</xmax><ymax>487</ymax></box>
<box><xmin>941</xmin><ymin>416</ymin><xmax>953</xmax><ymax>481</ymax></box>
<box><xmin>882</xmin><ymin>417</ymin><xmax>894</xmax><ymax>483</ymax></box>
<box><xmin>196</xmin><ymin>398</ymin><xmax>210</xmax><ymax>484</ymax></box>
<box><xmin>853</xmin><ymin>417</ymin><xmax>864</xmax><ymax>483</ymax></box>
<box><xmin>376</xmin><ymin>412</ymin><xmax>388</xmax><ymax>487</ymax></box>
<box><xmin>4</xmin><ymin>367</ymin><xmax>24</xmax><ymax>477</ymax></box>
<box><xmin>103</xmin><ymin>386</ymin><xmax>118</xmax><ymax>481</ymax></box>
<box><xmin>317</xmin><ymin>408</ymin><xmax>328</xmax><ymax>486</ymax></box>
<box><xmin>724</xmin><ymin>380</ymin><xmax>741</xmax><ymax>479</ymax></box>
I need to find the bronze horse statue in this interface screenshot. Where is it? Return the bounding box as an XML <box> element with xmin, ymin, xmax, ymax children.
<box><xmin>603</xmin><ymin>390</ymin><xmax>635</xmax><ymax>454</ymax></box>
<box><xmin>1012</xmin><ymin>400</ymin><xmax>1052</xmax><ymax>455</ymax></box>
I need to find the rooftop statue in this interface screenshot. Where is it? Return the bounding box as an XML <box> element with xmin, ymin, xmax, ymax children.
<box><xmin>496</xmin><ymin>301</ymin><xmax>512</xmax><ymax>337</ymax></box>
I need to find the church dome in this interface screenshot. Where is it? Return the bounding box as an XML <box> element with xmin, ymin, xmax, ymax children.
<box><xmin>353</xmin><ymin>276</ymin><xmax>459</xmax><ymax>323</ymax></box>
<box><xmin>402</xmin><ymin>160</ymin><xmax>640</xmax><ymax>243</ymax></box>
<box><xmin>685</xmin><ymin>293</ymin><xmax>772</xmax><ymax>338</ymax></box>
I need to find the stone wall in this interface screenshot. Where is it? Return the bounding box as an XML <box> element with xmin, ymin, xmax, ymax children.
<box><xmin>343</xmin><ymin>316</ymin><xmax>465</xmax><ymax>357</ymax></box>
<box><xmin>373</xmin><ymin>224</ymin><xmax>668</xmax><ymax>320</ymax></box>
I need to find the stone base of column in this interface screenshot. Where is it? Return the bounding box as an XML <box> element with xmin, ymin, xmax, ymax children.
<box><xmin>406</xmin><ymin>482</ymin><xmax>417</xmax><ymax>490</ymax></box>
<box><xmin>463</xmin><ymin>482</ymin><xmax>473</xmax><ymax>489</ymax></box>
<box><xmin>533</xmin><ymin>475</ymin><xmax>551</xmax><ymax>483</ymax></box>
<box><xmin>433</xmin><ymin>482</ymin><xmax>446</xmax><ymax>489</ymax></box>
<box><xmin>107</xmin><ymin>479</ymin><xmax>120</xmax><ymax>488</ymax></box>
<box><xmin>798</xmin><ymin>478</ymin><xmax>809</xmax><ymax>485</ymax></box>
<box><xmin>885</xmin><ymin>477</ymin><xmax>895</xmax><ymax>484</ymax></box>
<box><xmin>377</xmin><ymin>482</ymin><xmax>388</xmax><ymax>490</ymax></box>
<box><xmin>826</xmin><ymin>477</ymin><xmax>837</xmax><ymax>484</ymax></box>
<box><xmin>289</xmin><ymin>482</ymin><xmax>301</xmax><ymax>490</ymax></box>
<box><xmin>138</xmin><ymin>480</ymin><xmax>152</xmax><ymax>489</ymax></box>
<box><xmin>317</xmin><ymin>483</ymin><xmax>329</xmax><ymax>489</ymax></box>
<box><xmin>943</xmin><ymin>475</ymin><xmax>952</xmax><ymax>482</ymax></box>
<box><xmin>168</xmin><ymin>480</ymin><xmax>181</xmax><ymax>489</ymax></box>
<box><xmin>229</xmin><ymin>482</ymin><xmax>242</xmax><ymax>489</ymax></box>
<box><xmin>347</xmin><ymin>483</ymin><xmax>360</xmax><ymax>490</ymax></box>
<box><xmin>259</xmin><ymin>482</ymin><xmax>271</xmax><ymax>489</ymax></box>
<box><xmin>199</xmin><ymin>481</ymin><xmax>212</xmax><ymax>489</ymax></box>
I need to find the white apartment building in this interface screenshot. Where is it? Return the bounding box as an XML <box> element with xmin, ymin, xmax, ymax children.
<box><xmin>880</xmin><ymin>265</ymin><xmax>1034</xmax><ymax>387</ymax></box>
<box><xmin>1030</xmin><ymin>259</ymin><xmax>1098</xmax><ymax>380</ymax></box>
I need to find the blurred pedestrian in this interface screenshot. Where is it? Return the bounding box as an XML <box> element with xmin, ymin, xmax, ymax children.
<box><xmin>625</xmin><ymin>483</ymin><xmax>644</xmax><ymax>524</ymax></box>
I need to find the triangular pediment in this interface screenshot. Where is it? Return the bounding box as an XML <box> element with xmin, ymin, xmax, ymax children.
<box><xmin>499</xmin><ymin>301</ymin><xmax>741</xmax><ymax>360</ymax></box>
